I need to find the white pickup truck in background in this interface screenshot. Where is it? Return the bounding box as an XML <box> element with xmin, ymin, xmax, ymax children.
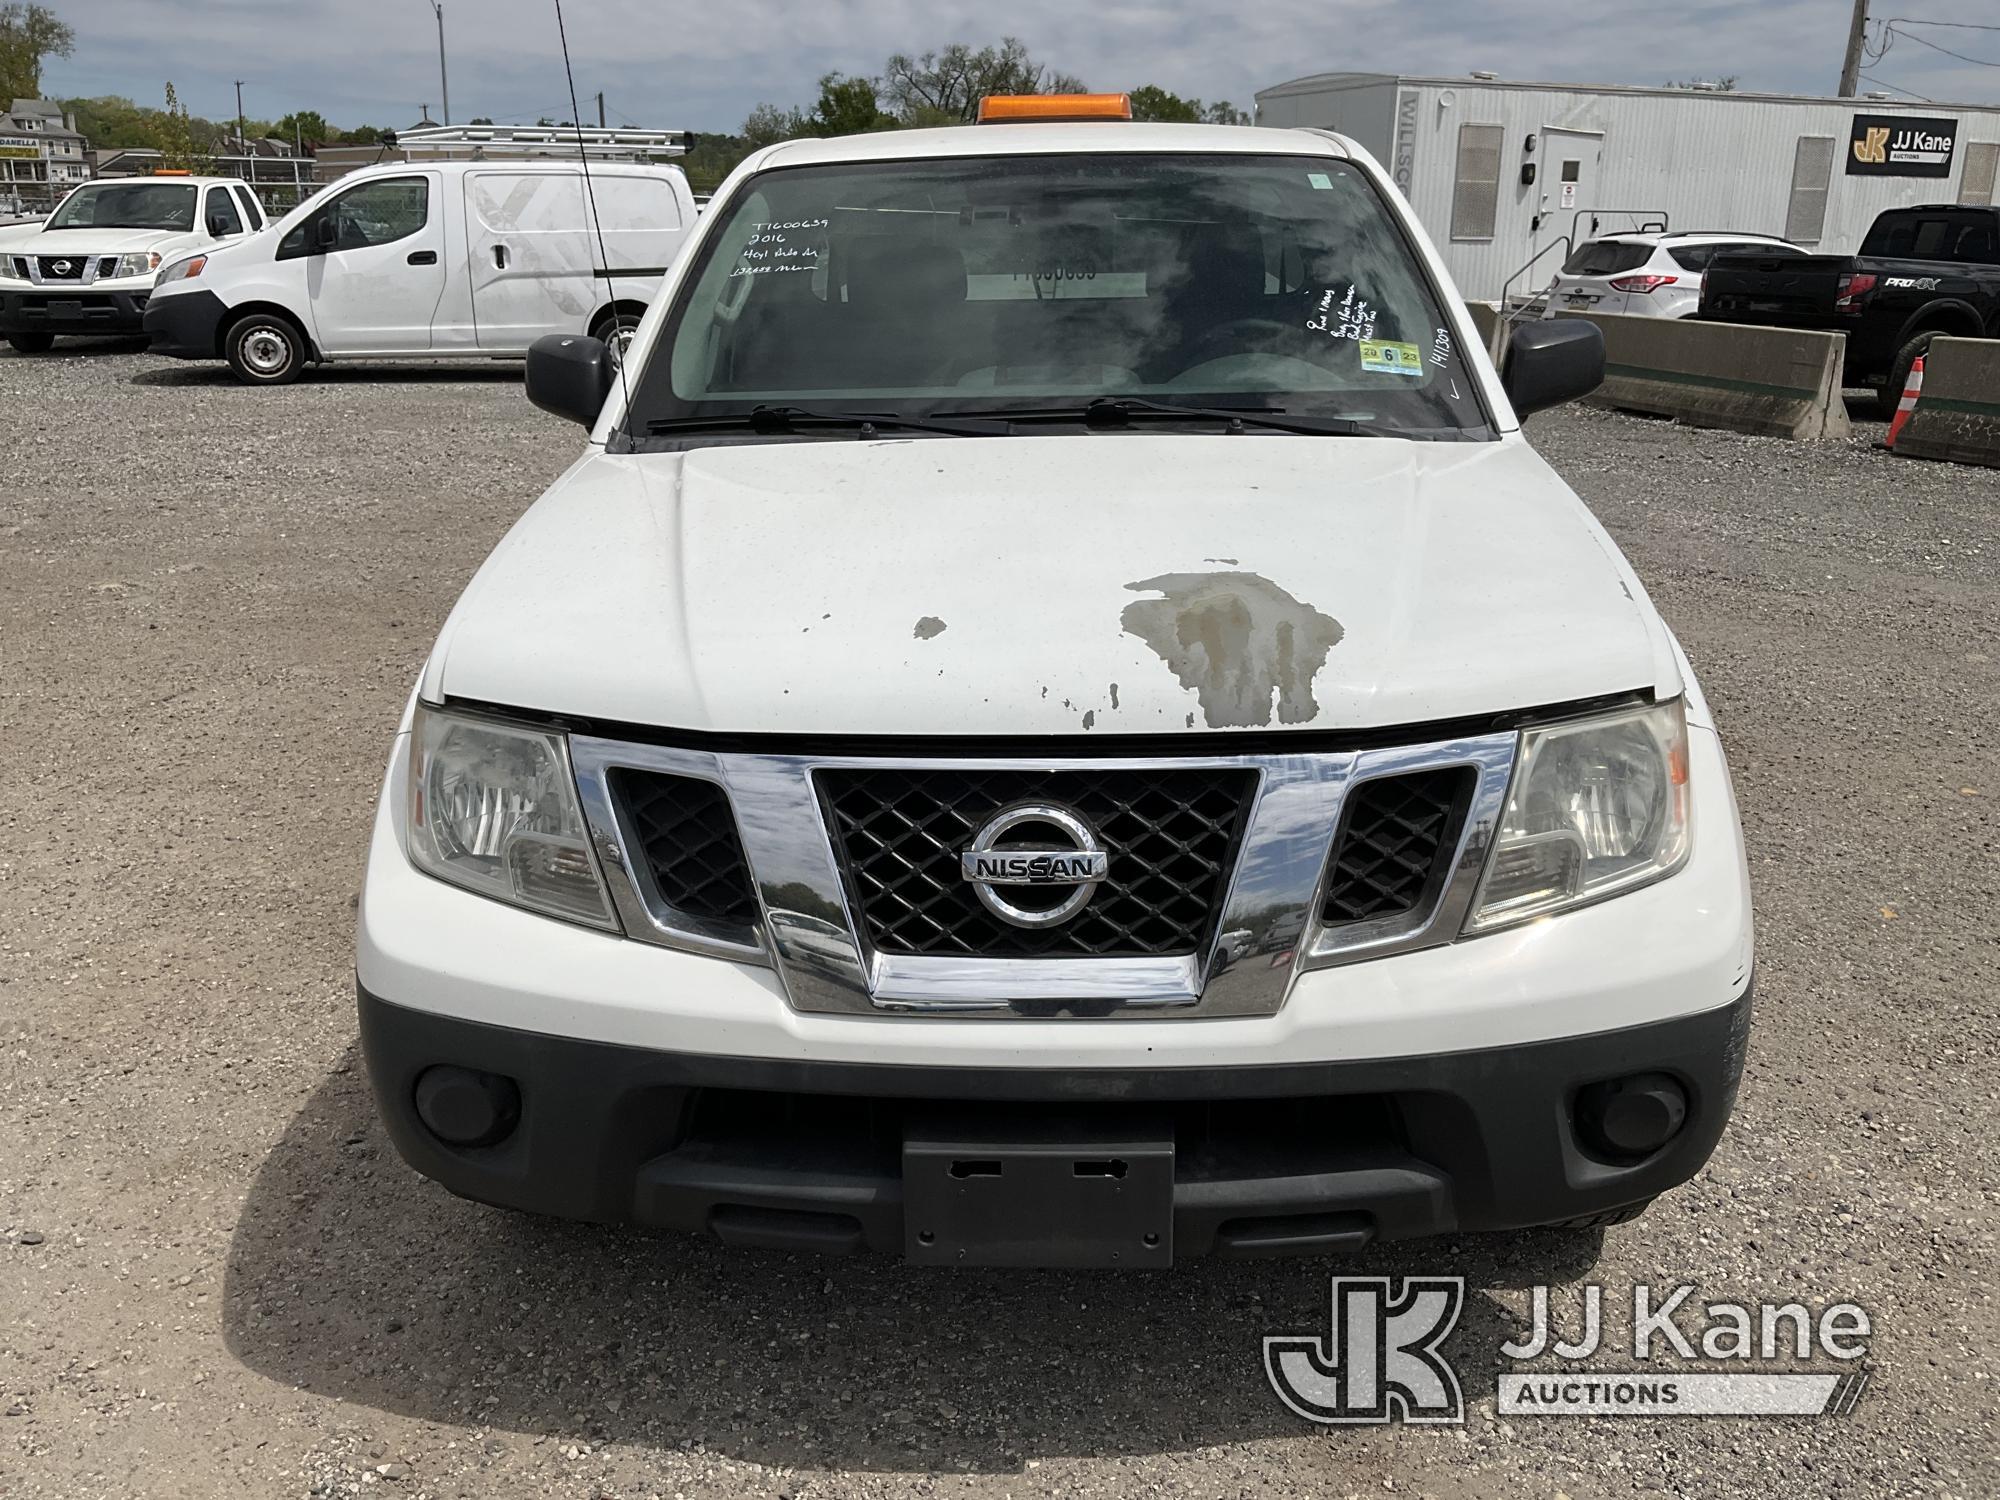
<box><xmin>0</xmin><ymin>174</ymin><xmax>270</xmax><ymax>353</ymax></box>
<box><xmin>143</xmin><ymin>157</ymin><xmax>695</xmax><ymax>384</ymax></box>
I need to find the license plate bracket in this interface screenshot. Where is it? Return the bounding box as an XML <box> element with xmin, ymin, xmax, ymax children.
<box><xmin>903</xmin><ymin>1114</ymin><xmax>1174</xmax><ymax>1268</ymax></box>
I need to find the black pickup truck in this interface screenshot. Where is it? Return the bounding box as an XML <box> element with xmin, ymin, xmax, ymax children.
<box><xmin>1699</xmin><ymin>204</ymin><xmax>2000</xmax><ymax>416</ymax></box>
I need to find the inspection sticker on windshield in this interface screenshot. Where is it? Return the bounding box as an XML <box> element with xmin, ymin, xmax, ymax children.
<box><xmin>1360</xmin><ymin>339</ymin><xmax>1424</xmax><ymax>376</ymax></box>
<box><xmin>1307</xmin><ymin>172</ymin><xmax>1334</xmax><ymax>190</ymax></box>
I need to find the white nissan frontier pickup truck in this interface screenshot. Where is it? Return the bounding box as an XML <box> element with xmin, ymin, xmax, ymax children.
<box><xmin>357</xmin><ymin>96</ymin><xmax>1754</xmax><ymax>1267</ymax></box>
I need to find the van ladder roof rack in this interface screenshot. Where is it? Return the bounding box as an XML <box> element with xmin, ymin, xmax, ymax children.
<box><xmin>394</xmin><ymin>124</ymin><xmax>691</xmax><ymax>159</ymax></box>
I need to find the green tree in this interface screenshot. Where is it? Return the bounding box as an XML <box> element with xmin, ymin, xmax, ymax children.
<box><xmin>881</xmin><ymin>37</ymin><xmax>1085</xmax><ymax>124</ymax></box>
<box><xmin>0</xmin><ymin>3</ymin><xmax>72</xmax><ymax>102</ymax></box>
<box><xmin>151</xmin><ymin>81</ymin><xmax>209</xmax><ymax>172</ymax></box>
<box><xmin>274</xmin><ymin>110</ymin><xmax>333</xmax><ymax>148</ymax></box>
<box><xmin>808</xmin><ymin>71</ymin><xmax>890</xmax><ymax>136</ymax></box>
<box><xmin>63</xmin><ymin>95</ymin><xmax>154</xmax><ymax>149</ymax></box>
<box><xmin>740</xmin><ymin>100</ymin><xmax>807</xmax><ymax>149</ymax></box>
<box><xmin>1129</xmin><ymin>84</ymin><xmax>1202</xmax><ymax>122</ymax></box>
<box><xmin>679</xmin><ymin>132</ymin><xmax>749</xmax><ymax>194</ymax></box>
<box><xmin>1129</xmin><ymin>86</ymin><xmax>1249</xmax><ymax>125</ymax></box>
<box><xmin>344</xmin><ymin>123</ymin><xmax>390</xmax><ymax>145</ymax></box>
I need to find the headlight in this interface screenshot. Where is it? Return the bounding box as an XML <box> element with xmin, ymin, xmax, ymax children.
<box><xmin>1466</xmin><ymin>698</ymin><xmax>1690</xmax><ymax>931</ymax></box>
<box><xmin>406</xmin><ymin>705</ymin><xmax>617</xmax><ymax>929</ymax></box>
<box><xmin>155</xmin><ymin>254</ymin><xmax>205</xmax><ymax>285</ymax></box>
<box><xmin>111</xmin><ymin>250</ymin><xmax>163</xmax><ymax>279</ymax></box>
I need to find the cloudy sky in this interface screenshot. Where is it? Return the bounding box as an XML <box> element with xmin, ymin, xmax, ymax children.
<box><xmin>42</xmin><ymin>0</ymin><xmax>2000</xmax><ymax>134</ymax></box>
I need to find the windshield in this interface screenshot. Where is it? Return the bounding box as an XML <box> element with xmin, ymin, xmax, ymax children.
<box><xmin>48</xmin><ymin>182</ymin><xmax>200</xmax><ymax>232</ymax></box>
<box><xmin>628</xmin><ymin>152</ymin><xmax>1490</xmax><ymax>440</ymax></box>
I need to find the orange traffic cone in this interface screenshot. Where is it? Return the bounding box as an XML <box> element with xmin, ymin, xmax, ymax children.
<box><xmin>1884</xmin><ymin>355</ymin><xmax>1925</xmax><ymax>449</ymax></box>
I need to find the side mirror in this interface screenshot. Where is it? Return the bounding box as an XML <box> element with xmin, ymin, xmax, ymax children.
<box><xmin>1502</xmin><ymin>318</ymin><xmax>1604</xmax><ymax>418</ymax></box>
<box><xmin>526</xmin><ymin>334</ymin><xmax>614</xmax><ymax>427</ymax></box>
<box><xmin>312</xmin><ymin>215</ymin><xmax>339</xmax><ymax>252</ymax></box>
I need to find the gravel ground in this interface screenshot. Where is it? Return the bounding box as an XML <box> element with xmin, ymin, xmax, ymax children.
<box><xmin>1</xmin><ymin>341</ymin><xmax>1994</xmax><ymax>1500</ymax></box>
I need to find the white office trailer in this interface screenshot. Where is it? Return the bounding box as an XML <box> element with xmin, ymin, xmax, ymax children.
<box><xmin>1255</xmin><ymin>74</ymin><xmax>2000</xmax><ymax>303</ymax></box>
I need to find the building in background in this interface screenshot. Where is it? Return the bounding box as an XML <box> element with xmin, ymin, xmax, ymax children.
<box><xmin>1</xmin><ymin>98</ymin><xmax>89</xmax><ymax>214</ymax></box>
<box><xmin>1256</xmin><ymin>73</ymin><xmax>2000</xmax><ymax>302</ymax></box>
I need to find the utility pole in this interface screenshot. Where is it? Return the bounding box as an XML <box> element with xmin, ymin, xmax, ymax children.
<box><xmin>424</xmin><ymin>0</ymin><xmax>451</xmax><ymax>125</ymax></box>
<box><xmin>596</xmin><ymin>91</ymin><xmax>606</xmax><ymax>128</ymax></box>
<box><xmin>234</xmin><ymin>79</ymin><xmax>246</xmax><ymax>155</ymax></box>
<box><xmin>1838</xmin><ymin>0</ymin><xmax>1869</xmax><ymax>98</ymax></box>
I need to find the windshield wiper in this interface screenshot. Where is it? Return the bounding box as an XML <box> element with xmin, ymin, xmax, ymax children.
<box><xmin>645</xmin><ymin>404</ymin><xmax>1008</xmax><ymax>438</ymax></box>
<box><xmin>932</xmin><ymin>396</ymin><xmax>1385</xmax><ymax>437</ymax></box>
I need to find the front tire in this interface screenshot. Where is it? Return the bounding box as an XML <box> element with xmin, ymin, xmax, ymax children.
<box><xmin>223</xmin><ymin>312</ymin><xmax>306</xmax><ymax>386</ymax></box>
<box><xmin>6</xmin><ymin>332</ymin><xmax>55</xmax><ymax>354</ymax></box>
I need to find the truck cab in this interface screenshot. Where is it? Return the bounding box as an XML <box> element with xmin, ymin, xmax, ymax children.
<box><xmin>0</xmin><ymin>173</ymin><xmax>267</xmax><ymax>352</ymax></box>
<box><xmin>357</xmin><ymin>99</ymin><xmax>1753</xmax><ymax>1267</ymax></box>
<box><xmin>143</xmin><ymin>156</ymin><xmax>696</xmax><ymax>384</ymax></box>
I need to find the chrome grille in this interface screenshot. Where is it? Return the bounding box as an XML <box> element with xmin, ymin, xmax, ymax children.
<box><xmin>612</xmin><ymin>769</ymin><xmax>760</xmax><ymax>927</ymax></box>
<box><xmin>818</xmin><ymin>766</ymin><xmax>1257</xmax><ymax>958</ymax></box>
<box><xmin>1318</xmin><ymin>767</ymin><xmax>1475</xmax><ymax>925</ymax></box>
<box><xmin>35</xmin><ymin>256</ymin><xmax>86</xmax><ymax>280</ymax></box>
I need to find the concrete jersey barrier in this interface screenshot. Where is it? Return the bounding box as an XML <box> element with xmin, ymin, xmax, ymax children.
<box><xmin>1891</xmin><ymin>336</ymin><xmax>2000</xmax><ymax>468</ymax></box>
<box><xmin>1471</xmin><ymin>307</ymin><xmax>1850</xmax><ymax>440</ymax></box>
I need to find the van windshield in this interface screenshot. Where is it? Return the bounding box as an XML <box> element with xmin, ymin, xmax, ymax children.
<box><xmin>48</xmin><ymin>182</ymin><xmax>200</xmax><ymax>232</ymax></box>
<box><xmin>628</xmin><ymin>153</ymin><xmax>1490</xmax><ymax>440</ymax></box>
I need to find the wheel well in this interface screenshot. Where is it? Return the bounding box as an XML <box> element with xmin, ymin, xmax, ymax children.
<box><xmin>589</xmin><ymin>298</ymin><xmax>648</xmax><ymax>336</ymax></box>
<box><xmin>217</xmin><ymin>301</ymin><xmax>316</xmax><ymax>361</ymax></box>
<box><xmin>1900</xmin><ymin>301</ymin><xmax>1982</xmax><ymax>345</ymax></box>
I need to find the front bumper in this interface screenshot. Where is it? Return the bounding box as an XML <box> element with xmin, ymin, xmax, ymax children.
<box><xmin>142</xmin><ymin>287</ymin><xmax>229</xmax><ymax>359</ymax></box>
<box><xmin>360</xmin><ymin>980</ymin><xmax>1753</xmax><ymax>1260</ymax></box>
<box><xmin>0</xmin><ymin>286</ymin><xmax>149</xmax><ymax>336</ymax></box>
<box><xmin>357</xmin><ymin>714</ymin><xmax>1754</xmax><ymax>1260</ymax></box>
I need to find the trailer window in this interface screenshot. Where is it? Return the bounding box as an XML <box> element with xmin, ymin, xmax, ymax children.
<box><xmin>1784</xmin><ymin>136</ymin><xmax>1834</xmax><ymax>245</ymax></box>
<box><xmin>1449</xmin><ymin>123</ymin><xmax>1504</xmax><ymax>241</ymax></box>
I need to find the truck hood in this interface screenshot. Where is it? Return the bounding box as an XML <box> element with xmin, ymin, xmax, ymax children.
<box><xmin>427</xmin><ymin>435</ymin><xmax>1679</xmax><ymax>738</ymax></box>
<box><xmin>8</xmin><ymin>226</ymin><xmax>212</xmax><ymax>260</ymax></box>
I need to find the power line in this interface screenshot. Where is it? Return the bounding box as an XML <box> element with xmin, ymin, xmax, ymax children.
<box><xmin>1885</xmin><ymin>22</ymin><xmax>2000</xmax><ymax>67</ymax></box>
<box><xmin>1857</xmin><ymin>71</ymin><xmax>1934</xmax><ymax>99</ymax></box>
<box><xmin>1882</xmin><ymin>17</ymin><xmax>2000</xmax><ymax>32</ymax></box>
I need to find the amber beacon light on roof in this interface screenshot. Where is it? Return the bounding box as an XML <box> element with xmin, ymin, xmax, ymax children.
<box><xmin>976</xmin><ymin>93</ymin><xmax>1134</xmax><ymax>123</ymax></box>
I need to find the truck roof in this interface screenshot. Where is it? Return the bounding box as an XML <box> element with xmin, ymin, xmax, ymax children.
<box><xmin>759</xmin><ymin>121</ymin><xmax>1354</xmax><ymax>169</ymax></box>
<box><xmin>76</xmin><ymin>174</ymin><xmax>251</xmax><ymax>190</ymax></box>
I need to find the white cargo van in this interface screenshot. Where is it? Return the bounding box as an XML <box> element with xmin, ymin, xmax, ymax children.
<box><xmin>142</xmin><ymin>157</ymin><xmax>693</xmax><ymax>384</ymax></box>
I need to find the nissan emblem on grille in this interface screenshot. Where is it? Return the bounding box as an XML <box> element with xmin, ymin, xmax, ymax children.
<box><xmin>960</xmin><ymin>804</ymin><xmax>1109</xmax><ymax>929</ymax></box>
<box><xmin>52</xmin><ymin>260</ymin><xmax>72</xmax><ymax>275</ymax></box>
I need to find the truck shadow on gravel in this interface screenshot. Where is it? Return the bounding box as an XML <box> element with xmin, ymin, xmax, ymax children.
<box><xmin>222</xmin><ymin>1050</ymin><xmax>1604</xmax><ymax>1471</ymax></box>
<box><xmin>128</xmin><ymin>363</ymin><xmax>525</xmax><ymax>388</ymax></box>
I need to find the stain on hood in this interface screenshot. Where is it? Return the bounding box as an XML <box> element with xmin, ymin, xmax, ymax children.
<box><xmin>1120</xmin><ymin>571</ymin><xmax>1344</xmax><ymax>728</ymax></box>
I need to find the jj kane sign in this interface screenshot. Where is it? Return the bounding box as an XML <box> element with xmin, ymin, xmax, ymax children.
<box><xmin>1847</xmin><ymin>114</ymin><xmax>1959</xmax><ymax>178</ymax></box>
